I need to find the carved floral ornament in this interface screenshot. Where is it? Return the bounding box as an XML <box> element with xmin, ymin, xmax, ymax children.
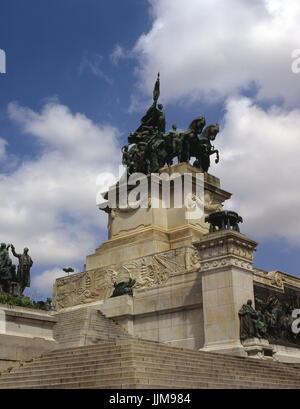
<box><xmin>267</xmin><ymin>271</ymin><xmax>284</xmax><ymax>288</ymax></box>
<box><xmin>184</xmin><ymin>192</ymin><xmax>223</xmax><ymax>214</ymax></box>
<box><xmin>200</xmin><ymin>257</ymin><xmax>253</xmax><ymax>272</ymax></box>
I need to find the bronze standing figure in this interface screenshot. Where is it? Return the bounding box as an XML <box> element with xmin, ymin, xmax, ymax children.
<box><xmin>10</xmin><ymin>245</ymin><xmax>33</xmax><ymax>295</ymax></box>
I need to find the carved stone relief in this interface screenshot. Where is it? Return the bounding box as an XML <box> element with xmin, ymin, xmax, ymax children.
<box><xmin>53</xmin><ymin>246</ymin><xmax>200</xmax><ymax>310</ymax></box>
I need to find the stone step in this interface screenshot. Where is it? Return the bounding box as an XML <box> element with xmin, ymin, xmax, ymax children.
<box><xmin>0</xmin><ymin>371</ymin><xmax>294</xmax><ymax>390</ymax></box>
<box><xmin>0</xmin><ymin>370</ymin><xmax>295</xmax><ymax>389</ymax></box>
<box><xmin>0</xmin><ymin>371</ymin><xmax>299</xmax><ymax>389</ymax></box>
<box><xmin>36</xmin><ymin>346</ymin><xmax>133</xmax><ymax>361</ymax></box>
<box><xmin>56</xmin><ymin>335</ymin><xmax>130</xmax><ymax>345</ymax></box>
<box><xmin>128</xmin><ymin>339</ymin><xmax>297</xmax><ymax>364</ymax></box>
<box><xmin>8</xmin><ymin>350</ymin><xmax>299</xmax><ymax>380</ymax></box>
<box><xmin>132</xmin><ymin>349</ymin><xmax>299</xmax><ymax>371</ymax></box>
<box><xmin>52</xmin><ymin>307</ymin><xmax>131</xmax><ymax>348</ymax></box>
<box><xmin>0</xmin><ymin>368</ymin><xmax>138</xmax><ymax>385</ymax></box>
<box><xmin>36</xmin><ymin>345</ymin><xmax>299</xmax><ymax>377</ymax></box>
<box><xmin>21</xmin><ymin>352</ymin><xmax>298</xmax><ymax>381</ymax></box>
<box><xmin>43</xmin><ymin>340</ymin><xmax>123</xmax><ymax>354</ymax></box>
<box><xmin>44</xmin><ymin>338</ymin><xmax>298</xmax><ymax>370</ymax></box>
<box><xmin>1</xmin><ymin>360</ymin><xmax>298</xmax><ymax>387</ymax></box>
<box><xmin>7</xmin><ymin>351</ymin><xmax>297</xmax><ymax>374</ymax></box>
<box><xmin>130</xmin><ymin>341</ymin><xmax>300</xmax><ymax>370</ymax></box>
<box><xmin>4</xmin><ymin>361</ymin><xmax>298</xmax><ymax>390</ymax></box>
<box><xmin>1</xmin><ymin>338</ymin><xmax>299</xmax><ymax>389</ymax></box>
<box><xmin>55</xmin><ymin>322</ymin><xmax>125</xmax><ymax>329</ymax></box>
<box><xmin>18</xmin><ymin>354</ymin><xmax>133</xmax><ymax>371</ymax></box>
<box><xmin>10</xmin><ymin>354</ymin><xmax>134</xmax><ymax>372</ymax></box>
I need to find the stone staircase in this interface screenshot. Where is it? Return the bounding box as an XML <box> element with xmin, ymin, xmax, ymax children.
<box><xmin>53</xmin><ymin>306</ymin><xmax>132</xmax><ymax>348</ymax></box>
<box><xmin>0</xmin><ymin>338</ymin><xmax>299</xmax><ymax>389</ymax></box>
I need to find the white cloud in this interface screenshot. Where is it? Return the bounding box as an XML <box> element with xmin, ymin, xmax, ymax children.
<box><xmin>132</xmin><ymin>0</ymin><xmax>300</xmax><ymax>106</ymax></box>
<box><xmin>211</xmin><ymin>96</ymin><xmax>300</xmax><ymax>245</ymax></box>
<box><xmin>78</xmin><ymin>53</ymin><xmax>113</xmax><ymax>85</ymax></box>
<box><xmin>32</xmin><ymin>267</ymin><xmax>79</xmax><ymax>296</ymax></box>
<box><xmin>0</xmin><ymin>101</ymin><xmax>121</xmax><ymax>276</ymax></box>
<box><xmin>110</xmin><ymin>45</ymin><xmax>127</xmax><ymax>66</ymax></box>
<box><xmin>8</xmin><ymin>102</ymin><xmax>118</xmax><ymax>162</ymax></box>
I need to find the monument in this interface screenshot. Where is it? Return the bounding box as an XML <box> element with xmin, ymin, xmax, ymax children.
<box><xmin>52</xmin><ymin>74</ymin><xmax>300</xmax><ymax>362</ymax></box>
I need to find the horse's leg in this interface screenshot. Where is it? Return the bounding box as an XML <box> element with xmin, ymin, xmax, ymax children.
<box><xmin>180</xmin><ymin>137</ymin><xmax>188</xmax><ymax>163</ymax></box>
<box><xmin>185</xmin><ymin>138</ymin><xmax>190</xmax><ymax>163</ymax></box>
<box><xmin>202</xmin><ymin>154</ymin><xmax>210</xmax><ymax>173</ymax></box>
<box><xmin>166</xmin><ymin>149</ymin><xmax>173</xmax><ymax>166</ymax></box>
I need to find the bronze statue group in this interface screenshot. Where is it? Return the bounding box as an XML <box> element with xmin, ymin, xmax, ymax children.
<box><xmin>122</xmin><ymin>73</ymin><xmax>220</xmax><ymax>175</ymax></box>
<box><xmin>239</xmin><ymin>297</ymin><xmax>300</xmax><ymax>346</ymax></box>
<box><xmin>0</xmin><ymin>242</ymin><xmax>33</xmax><ymax>297</ymax></box>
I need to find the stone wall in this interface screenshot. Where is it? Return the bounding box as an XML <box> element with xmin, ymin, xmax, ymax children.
<box><xmin>0</xmin><ymin>305</ymin><xmax>57</xmax><ymax>371</ymax></box>
<box><xmin>99</xmin><ymin>267</ymin><xmax>204</xmax><ymax>350</ymax></box>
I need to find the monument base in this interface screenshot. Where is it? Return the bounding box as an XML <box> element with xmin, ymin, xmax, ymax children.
<box><xmin>272</xmin><ymin>344</ymin><xmax>300</xmax><ymax>363</ymax></box>
<box><xmin>242</xmin><ymin>338</ymin><xmax>275</xmax><ymax>360</ymax></box>
<box><xmin>199</xmin><ymin>341</ymin><xmax>247</xmax><ymax>357</ymax></box>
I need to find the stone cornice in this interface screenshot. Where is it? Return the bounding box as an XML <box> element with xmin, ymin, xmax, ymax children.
<box><xmin>253</xmin><ymin>268</ymin><xmax>300</xmax><ymax>290</ymax></box>
<box><xmin>194</xmin><ymin>230</ymin><xmax>258</xmax><ymax>268</ymax></box>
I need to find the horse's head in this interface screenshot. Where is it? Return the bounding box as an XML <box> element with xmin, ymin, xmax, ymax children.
<box><xmin>203</xmin><ymin>123</ymin><xmax>219</xmax><ymax>141</ymax></box>
<box><xmin>187</xmin><ymin>116</ymin><xmax>206</xmax><ymax>134</ymax></box>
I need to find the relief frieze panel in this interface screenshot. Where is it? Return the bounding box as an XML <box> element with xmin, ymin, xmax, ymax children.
<box><xmin>53</xmin><ymin>246</ymin><xmax>200</xmax><ymax>310</ymax></box>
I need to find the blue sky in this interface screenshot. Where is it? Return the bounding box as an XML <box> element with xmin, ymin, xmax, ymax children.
<box><xmin>0</xmin><ymin>0</ymin><xmax>300</xmax><ymax>300</ymax></box>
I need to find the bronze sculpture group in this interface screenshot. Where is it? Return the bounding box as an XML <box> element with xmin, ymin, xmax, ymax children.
<box><xmin>122</xmin><ymin>73</ymin><xmax>220</xmax><ymax>175</ymax></box>
<box><xmin>239</xmin><ymin>299</ymin><xmax>268</xmax><ymax>340</ymax></box>
<box><xmin>0</xmin><ymin>243</ymin><xmax>33</xmax><ymax>297</ymax></box>
<box><xmin>239</xmin><ymin>297</ymin><xmax>300</xmax><ymax>346</ymax></box>
<box><xmin>205</xmin><ymin>210</ymin><xmax>243</xmax><ymax>233</ymax></box>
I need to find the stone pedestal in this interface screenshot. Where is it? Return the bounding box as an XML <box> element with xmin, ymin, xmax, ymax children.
<box><xmin>242</xmin><ymin>338</ymin><xmax>274</xmax><ymax>359</ymax></box>
<box><xmin>194</xmin><ymin>230</ymin><xmax>258</xmax><ymax>356</ymax></box>
<box><xmin>86</xmin><ymin>163</ymin><xmax>231</xmax><ymax>271</ymax></box>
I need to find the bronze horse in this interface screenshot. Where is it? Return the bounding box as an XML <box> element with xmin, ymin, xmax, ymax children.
<box><xmin>165</xmin><ymin>118</ymin><xmax>220</xmax><ymax>172</ymax></box>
